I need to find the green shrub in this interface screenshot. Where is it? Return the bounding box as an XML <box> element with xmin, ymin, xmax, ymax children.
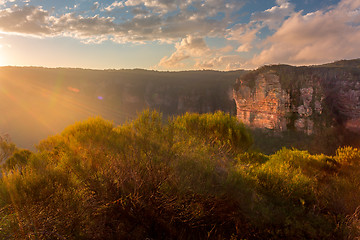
<box><xmin>3</xmin><ymin>149</ymin><xmax>32</xmax><ymax>170</ymax></box>
<box><xmin>1</xmin><ymin>111</ymin><xmax>360</xmax><ymax>239</ymax></box>
<box><xmin>335</xmin><ymin>146</ymin><xmax>360</xmax><ymax>166</ymax></box>
<box><xmin>0</xmin><ymin>136</ymin><xmax>17</xmax><ymax>165</ymax></box>
<box><xmin>173</xmin><ymin>111</ymin><xmax>253</xmax><ymax>154</ymax></box>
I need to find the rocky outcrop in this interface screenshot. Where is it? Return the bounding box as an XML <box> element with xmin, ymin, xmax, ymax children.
<box><xmin>233</xmin><ymin>72</ymin><xmax>290</xmax><ymax>131</ymax></box>
<box><xmin>233</xmin><ymin>61</ymin><xmax>360</xmax><ymax>136</ymax></box>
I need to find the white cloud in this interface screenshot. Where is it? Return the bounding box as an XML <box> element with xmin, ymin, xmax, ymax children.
<box><xmin>219</xmin><ymin>45</ymin><xmax>233</xmax><ymax>53</ymax></box>
<box><xmin>227</xmin><ymin>23</ymin><xmax>261</xmax><ymax>52</ymax></box>
<box><xmin>158</xmin><ymin>35</ymin><xmax>245</xmax><ymax>70</ymax></box>
<box><xmin>131</xmin><ymin>7</ymin><xmax>149</xmax><ymax>16</ymax></box>
<box><xmin>0</xmin><ymin>1</ymin><xmax>242</xmax><ymax>44</ymax></box>
<box><xmin>158</xmin><ymin>35</ymin><xmax>210</xmax><ymax>68</ymax></box>
<box><xmin>248</xmin><ymin>0</ymin><xmax>360</xmax><ymax>68</ymax></box>
<box><xmin>52</xmin><ymin>13</ymin><xmax>116</xmax><ymax>42</ymax></box>
<box><xmin>0</xmin><ymin>6</ymin><xmax>52</xmax><ymax>36</ymax></box>
<box><xmin>125</xmin><ymin>0</ymin><xmax>187</xmax><ymax>13</ymax></box>
<box><xmin>224</xmin><ymin>0</ymin><xmax>295</xmax><ymax>65</ymax></box>
<box><xmin>104</xmin><ymin>1</ymin><xmax>124</xmax><ymax>12</ymax></box>
<box><xmin>251</xmin><ymin>0</ymin><xmax>295</xmax><ymax>30</ymax></box>
<box><xmin>339</xmin><ymin>0</ymin><xmax>360</xmax><ymax>9</ymax></box>
<box><xmin>0</xmin><ymin>0</ymin><xmax>15</xmax><ymax>5</ymax></box>
<box><xmin>5</xmin><ymin>0</ymin><xmax>359</xmax><ymax>70</ymax></box>
<box><xmin>195</xmin><ymin>55</ymin><xmax>244</xmax><ymax>70</ymax></box>
<box><xmin>92</xmin><ymin>2</ymin><xmax>100</xmax><ymax>11</ymax></box>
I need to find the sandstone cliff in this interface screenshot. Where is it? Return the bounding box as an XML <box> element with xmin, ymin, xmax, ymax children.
<box><xmin>233</xmin><ymin>60</ymin><xmax>360</xmax><ymax>153</ymax></box>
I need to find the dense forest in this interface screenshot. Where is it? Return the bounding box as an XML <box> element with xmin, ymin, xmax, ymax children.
<box><xmin>1</xmin><ymin>111</ymin><xmax>360</xmax><ymax>239</ymax></box>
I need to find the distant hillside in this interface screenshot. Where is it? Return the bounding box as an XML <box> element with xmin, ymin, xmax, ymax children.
<box><xmin>2</xmin><ymin>58</ymin><xmax>360</xmax><ymax>152</ymax></box>
<box><xmin>320</xmin><ymin>58</ymin><xmax>360</xmax><ymax>68</ymax></box>
<box><xmin>0</xmin><ymin>67</ymin><xmax>244</xmax><ymax>149</ymax></box>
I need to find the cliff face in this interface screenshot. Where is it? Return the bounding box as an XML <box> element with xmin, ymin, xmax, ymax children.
<box><xmin>233</xmin><ymin>61</ymin><xmax>360</xmax><ymax>136</ymax></box>
<box><xmin>233</xmin><ymin>72</ymin><xmax>290</xmax><ymax>132</ymax></box>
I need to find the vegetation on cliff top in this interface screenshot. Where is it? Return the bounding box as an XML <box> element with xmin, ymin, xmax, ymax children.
<box><xmin>1</xmin><ymin>111</ymin><xmax>360</xmax><ymax>239</ymax></box>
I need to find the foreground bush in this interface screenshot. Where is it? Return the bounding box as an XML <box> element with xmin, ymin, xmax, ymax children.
<box><xmin>0</xmin><ymin>111</ymin><xmax>359</xmax><ymax>239</ymax></box>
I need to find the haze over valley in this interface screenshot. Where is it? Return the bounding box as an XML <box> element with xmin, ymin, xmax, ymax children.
<box><xmin>0</xmin><ymin>67</ymin><xmax>243</xmax><ymax>148</ymax></box>
<box><xmin>1</xmin><ymin>59</ymin><xmax>360</xmax><ymax>154</ymax></box>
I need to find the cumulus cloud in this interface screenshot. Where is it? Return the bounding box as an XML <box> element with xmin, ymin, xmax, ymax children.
<box><xmin>3</xmin><ymin>0</ymin><xmax>359</xmax><ymax>70</ymax></box>
<box><xmin>339</xmin><ymin>0</ymin><xmax>360</xmax><ymax>9</ymax></box>
<box><xmin>92</xmin><ymin>2</ymin><xmax>99</xmax><ymax>11</ymax></box>
<box><xmin>157</xmin><ymin>0</ymin><xmax>300</xmax><ymax>70</ymax></box>
<box><xmin>0</xmin><ymin>0</ymin><xmax>15</xmax><ymax>5</ymax></box>
<box><xmin>248</xmin><ymin>0</ymin><xmax>360</xmax><ymax>67</ymax></box>
<box><xmin>226</xmin><ymin>0</ymin><xmax>294</xmax><ymax>56</ymax></box>
<box><xmin>124</xmin><ymin>0</ymin><xmax>194</xmax><ymax>13</ymax></box>
<box><xmin>104</xmin><ymin>1</ymin><xmax>124</xmax><ymax>12</ymax></box>
<box><xmin>123</xmin><ymin>0</ymin><xmax>241</xmax><ymax>16</ymax></box>
<box><xmin>158</xmin><ymin>35</ymin><xmax>210</xmax><ymax>68</ymax></box>
<box><xmin>0</xmin><ymin>0</ymin><xmax>241</xmax><ymax>44</ymax></box>
<box><xmin>227</xmin><ymin>23</ymin><xmax>261</xmax><ymax>52</ymax></box>
<box><xmin>52</xmin><ymin>13</ymin><xmax>116</xmax><ymax>41</ymax></box>
<box><xmin>0</xmin><ymin>6</ymin><xmax>52</xmax><ymax>36</ymax></box>
<box><xmin>131</xmin><ymin>7</ymin><xmax>149</xmax><ymax>16</ymax></box>
<box><xmin>251</xmin><ymin>0</ymin><xmax>295</xmax><ymax>30</ymax></box>
<box><xmin>158</xmin><ymin>35</ymin><xmax>245</xmax><ymax>70</ymax></box>
<box><xmin>195</xmin><ymin>55</ymin><xmax>244</xmax><ymax>70</ymax></box>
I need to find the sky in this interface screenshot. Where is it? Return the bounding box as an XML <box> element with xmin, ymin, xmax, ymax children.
<box><xmin>0</xmin><ymin>0</ymin><xmax>359</xmax><ymax>70</ymax></box>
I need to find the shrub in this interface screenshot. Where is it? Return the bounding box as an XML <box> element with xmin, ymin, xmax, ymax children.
<box><xmin>335</xmin><ymin>146</ymin><xmax>360</xmax><ymax>166</ymax></box>
<box><xmin>0</xmin><ymin>136</ymin><xmax>17</xmax><ymax>165</ymax></box>
<box><xmin>1</xmin><ymin>111</ymin><xmax>360</xmax><ymax>239</ymax></box>
<box><xmin>173</xmin><ymin>111</ymin><xmax>253</xmax><ymax>154</ymax></box>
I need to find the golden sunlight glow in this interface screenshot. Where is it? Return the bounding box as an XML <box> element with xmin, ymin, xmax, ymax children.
<box><xmin>0</xmin><ymin>48</ymin><xmax>5</xmax><ymax>66</ymax></box>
